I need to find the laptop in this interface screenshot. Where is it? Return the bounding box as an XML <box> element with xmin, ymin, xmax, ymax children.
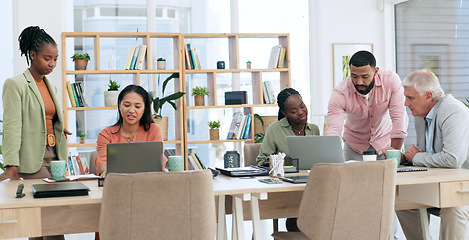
<box><xmin>31</xmin><ymin>182</ymin><xmax>89</xmax><ymax>198</ymax></box>
<box><xmin>287</xmin><ymin>135</ymin><xmax>345</xmax><ymax>170</ymax></box>
<box><xmin>107</xmin><ymin>141</ymin><xmax>163</xmax><ymax>174</ymax></box>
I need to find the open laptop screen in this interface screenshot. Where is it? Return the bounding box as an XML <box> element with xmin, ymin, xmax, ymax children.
<box><xmin>107</xmin><ymin>141</ymin><xmax>163</xmax><ymax>174</ymax></box>
<box><xmin>287</xmin><ymin>136</ymin><xmax>345</xmax><ymax>170</ymax></box>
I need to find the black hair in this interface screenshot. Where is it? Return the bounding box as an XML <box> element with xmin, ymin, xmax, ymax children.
<box><xmin>349</xmin><ymin>50</ymin><xmax>376</xmax><ymax>68</ymax></box>
<box><xmin>113</xmin><ymin>84</ymin><xmax>154</xmax><ymax>132</ymax></box>
<box><xmin>277</xmin><ymin>88</ymin><xmax>301</xmax><ymax>120</ymax></box>
<box><xmin>18</xmin><ymin>26</ymin><xmax>56</xmax><ymax>66</ymax></box>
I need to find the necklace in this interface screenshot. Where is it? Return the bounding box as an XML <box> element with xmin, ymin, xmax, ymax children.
<box><xmin>291</xmin><ymin>124</ymin><xmax>306</xmax><ymax>135</ymax></box>
<box><xmin>122</xmin><ymin>130</ymin><xmax>138</xmax><ymax>142</ymax></box>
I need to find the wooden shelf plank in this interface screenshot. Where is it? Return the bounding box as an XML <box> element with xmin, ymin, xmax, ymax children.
<box><xmin>188</xmin><ymin>139</ymin><xmax>253</xmax><ymax>144</ymax></box>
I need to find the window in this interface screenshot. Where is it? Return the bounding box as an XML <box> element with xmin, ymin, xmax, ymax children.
<box><xmin>395</xmin><ymin>0</ymin><xmax>469</xmax><ymax>146</ymax></box>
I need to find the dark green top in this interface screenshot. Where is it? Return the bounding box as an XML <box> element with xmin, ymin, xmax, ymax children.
<box><xmin>256</xmin><ymin>117</ymin><xmax>320</xmax><ymax>165</ymax></box>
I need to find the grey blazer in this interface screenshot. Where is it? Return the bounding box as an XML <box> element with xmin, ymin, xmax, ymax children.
<box><xmin>413</xmin><ymin>94</ymin><xmax>469</xmax><ymax>169</ymax></box>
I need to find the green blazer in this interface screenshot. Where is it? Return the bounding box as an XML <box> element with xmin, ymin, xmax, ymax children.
<box><xmin>2</xmin><ymin>69</ymin><xmax>67</xmax><ymax>173</ymax></box>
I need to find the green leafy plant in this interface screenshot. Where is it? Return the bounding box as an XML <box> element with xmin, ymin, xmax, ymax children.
<box><xmin>79</xmin><ymin>133</ymin><xmax>86</xmax><ymax>138</ymax></box>
<box><xmin>464</xmin><ymin>98</ymin><xmax>469</xmax><ymax>108</ymax></box>
<box><xmin>71</xmin><ymin>53</ymin><xmax>91</xmax><ymax>61</ymax></box>
<box><xmin>191</xmin><ymin>86</ymin><xmax>210</xmax><ymax>96</ymax></box>
<box><xmin>153</xmin><ymin>73</ymin><xmax>185</xmax><ymax>118</ymax></box>
<box><xmin>254</xmin><ymin>114</ymin><xmax>266</xmax><ymax>143</ymax></box>
<box><xmin>157</xmin><ymin>57</ymin><xmax>166</xmax><ymax>61</ymax></box>
<box><xmin>208</xmin><ymin>120</ymin><xmax>221</xmax><ymax>129</ymax></box>
<box><xmin>107</xmin><ymin>80</ymin><xmax>120</xmax><ymax>91</ymax></box>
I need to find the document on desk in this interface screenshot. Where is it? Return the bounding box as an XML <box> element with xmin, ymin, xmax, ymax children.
<box><xmin>43</xmin><ymin>174</ymin><xmax>99</xmax><ymax>183</ymax></box>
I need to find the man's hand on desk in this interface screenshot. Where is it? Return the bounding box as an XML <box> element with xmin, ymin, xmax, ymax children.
<box><xmin>0</xmin><ymin>166</ymin><xmax>21</xmax><ymax>181</ymax></box>
<box><xmin>381</xmin><ymin>146</ymin><xmax>405</xmax><ymax>164</ymax></box>
<box><xmin>404</xmin><ymin>144</ymin><xmax>423</xmax><ymax>163</ymax></box>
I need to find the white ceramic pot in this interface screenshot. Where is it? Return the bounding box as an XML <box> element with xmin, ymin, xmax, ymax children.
<box><xmin>104</xmin><ymin>91</ymin><xmax>120</xmax><ymax>107</ymax></box>
<box><xmin>157</xmin><ymin>60</ymin><xmax>166</xmax><ymax>70</ymax></box>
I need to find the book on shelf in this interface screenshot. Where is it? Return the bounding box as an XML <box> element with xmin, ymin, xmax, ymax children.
<box><xmin>130</xmin><ymin>46</ymin><xmax>140</xmax><ymax>70</ymax></box>
<box><xmin>278</xmin><ymin>47</ymin><xmax>286</xmax><ymax>68</ymax></box>
<box><xmin>75</xmin><ymin>156</ymin><xmax>85</xmax><ymax>175</ymax></box>
<box><xmin>266</xmin><ymin>81</ymin><xmax>276</xmax><ymax>104</ymax></box>
<box><xmin>235</xmin><ymin>114</ymin><xmax>247</xmax><ymax>139</ymax></box>
<box><xmin>135</xmin><ymin>44</ymin><xmax>147</xmax><ymax>70</ymax></box>
<box><xmin>72</xmin><ymin>83</ymin><xmax>84</xmax><ymax>107</ymax></box>
<box><xmin>263</xmin><ymin>81</ymin><xmax>273</xmax><ymax>104</ymax></box>
<box><xmin>67</xmin><ymin>154</ymin><xmax>75</xmax><ymax>176</ymax></box>
<box><xmin>268</xmin><ymin>45</ymin><xmax>282</xmax><ymax>69</ymax></box>
<box><xmin>194</xmin><ymin>153</ymin><xmax>206</xmax><ymax>169</ymax></box>
<box><xmin>192</xmin><ymin>46</ymin><xmax>201</xmax><ymax>69</ymax></box>
<box><xmin>227</xmin><ymin>112</ymin><xmax>243</xmax><ymax>139</ymax></box>
<box><xmin>187</xmin><ymin>43</ymin><xmax>201</xmax><ymax>69</ymax></box>
<box><xmin>188</xmin><ymin>154</ymin><xmax>199</xmax><ymax>170</ymax></box>
<box><xmin>184</xmin><ymin>44</ymin><xmax>193</xmax><ymax>69</ymax></box>
<box><xmin>66</xmin><ymin>81</ymin><xmax>76</xmax><ymax>107</ymax></box>
<box><xmin>75</xmin><ymin>82</ymin><xmax>88</xmax><ymax>107</ymax></box>
<box><xmin>79</xmin><ymin>156</ymin><xmax>90</xmax><ymax>174</ymax></box>
<box><xmin>190</xmin><ymin>153</ymin><xmax>203</xmax><ymax>169</ymax></box>
<box><xmin>125</xmin><ymin>47</ymin><xmax>136</xmax><ymax>70</ymax></box>
<box><xmin>70</xmin><ymin>83</ymin><xmax>80</xmax><ymax>107</ymax></box>
<box><xmin>242</xmin><ymin>114</ymin><xmax>252</xmax><ymax>139</ymax></box>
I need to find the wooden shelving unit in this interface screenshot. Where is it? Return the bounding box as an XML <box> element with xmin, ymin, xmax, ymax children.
<box><xmin>62</xmin><ymin>32</ymin><xmax>290</xmax><ymax>169</ymax></box>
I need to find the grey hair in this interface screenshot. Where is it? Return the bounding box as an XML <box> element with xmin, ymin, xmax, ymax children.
<box><xmin>402</xmin><ymin>69</ymin><xmax>445</xmax><ymax>100</ymax></box>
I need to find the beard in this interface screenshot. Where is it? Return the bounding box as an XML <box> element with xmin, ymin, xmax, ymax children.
<box><xmin>354</xmin><ymin>78</ymin><xmax>375</xmax><ymax>95</ymax></box>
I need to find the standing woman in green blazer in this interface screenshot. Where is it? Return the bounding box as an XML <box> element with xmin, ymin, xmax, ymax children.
<box><xmin>0</xmin><ymin>26</ymin><xmax>70</xmax><ymax>185</ymax></box>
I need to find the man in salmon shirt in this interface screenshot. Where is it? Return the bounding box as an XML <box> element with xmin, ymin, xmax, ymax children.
<box><xmin>325</xmin><ymin>50</ymin><xmax>408</xmax><ymax>161</ymax></box>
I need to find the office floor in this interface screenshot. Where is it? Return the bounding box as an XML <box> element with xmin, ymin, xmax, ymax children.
<box><xmin>5</xmin><ymin>216</ymin><xmax>469</xmax><ymax>240</ymax></box>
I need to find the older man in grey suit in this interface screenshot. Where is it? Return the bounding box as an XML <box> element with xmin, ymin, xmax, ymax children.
<box><xmin>395</xmin><ymin>69</ymin><xmax>469</xmax><ymax>240</ymax></box>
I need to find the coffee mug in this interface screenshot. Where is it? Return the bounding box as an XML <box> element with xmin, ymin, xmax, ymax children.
<box><xmin>386</xmin><ymin>150</ymin><xmax>401</xmax><ymax>167</ymax></box>
<box><xmin>362</xmin><ymin>154</ymin><xmax>377</xmax><ymax>161</ymax></box>
<box><xmin>168</xmin><ymin>156</ymin><xmax>184</xmax><ymax>172</ymax></box>
<box><xmin>51</xmin><ymin>160</ymin><xmax>67</xmax><ymax>179</ymax></box>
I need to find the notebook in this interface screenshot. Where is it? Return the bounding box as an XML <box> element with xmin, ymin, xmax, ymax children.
<box><xmin>107</xmin><ymin>141</ymin><xmax>163</xmax><ymax>174</ymax></box>
<box><xmin>287</xmin><ymin>135</ymin><xmax>345</xmax><ymax>170</ymax></box>
<box><xmin>280</xmin><ymin>176</ymin><xmax>308</xmax><ymax>184</ymax></box>
<box><xmin>31</xmin><ymin>182</ymin><xmax>89</xmax><ymax>198</ymax></box>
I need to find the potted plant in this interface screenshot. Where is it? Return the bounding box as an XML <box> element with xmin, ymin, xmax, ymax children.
<box><xmin>191</xmin><ymin>86</ymin><xmax>210</xmax><ymax>106</ymax></box>
<box><xmin>104</xmin><ymin>79</ymin><xmax>120</xmax><ymax>107</ymax></box>
<box><xmin>79</xmin><ymin>133</ymin><xmax>86</xmax><ymax>144</ymax></box>
<box><xmin>153</xmin><ymin>73</ymin><xmax>185</xmax><ymax>140</ymax></box>
<box><xmin>208</xmin><ymin>120</ymin><xmax>221</xmax><ymax>140</ymax></box>
<box><xmin>71</xmin><ymin>53</ymin><xmax>91</xmax><ymax>70</ymax></box>
<box><xmin>157</xmin><ymin>57</ymin><xmax>166</xmax><ymax>70</ymax></box>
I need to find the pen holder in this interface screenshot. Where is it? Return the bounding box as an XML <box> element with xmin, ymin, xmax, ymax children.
<box><xmin>269</xmin><ymin>153</ymin><xmax>286</xmax><ymax>178</ymax></box>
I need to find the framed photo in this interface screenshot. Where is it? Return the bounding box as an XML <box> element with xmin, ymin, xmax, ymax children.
<box><xmin>332</xmin><ymin>43</ymin><xmax>374</xmax><ymax>88</ymax></box>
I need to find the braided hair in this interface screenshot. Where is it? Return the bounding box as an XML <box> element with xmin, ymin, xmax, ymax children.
<box><xmin>277</xmin><ymin>88</ymin><xmax>301</xmax><ymax>120</ymax></box>
<box><xmin>18</xmin><ymin>26</ymin><xmax>56</xmax><ymax>66</ymax></box>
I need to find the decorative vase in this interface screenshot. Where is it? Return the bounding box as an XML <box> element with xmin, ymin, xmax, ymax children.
<box><xmin>194</xmin><ymin>95</ymin><xmax>205</xmax><ymax>106</ymax></box>
<box><xmin>104</xmin><ymin>91</ymin><xmax>120</xmax><ymax>107</ymax></box>
<box><xmin>74</xmin><ymin>60</ymin><xmax>88</xmax><ymax>70</ymax></box>
<box><xmin>79</xmin><ymin>137</ymin><xmax>85</xmax><ymax>144</ymax></box>
<box><xmin>153</xmin><ymin>116</ymin><xmax>169</xmax><ymax>141</ymax></box>
<box><xmin>157</xmin><ymin>60</ymin><xmax>166</xmax><ymax>70</ymax></box>
<box><xmin>209</xmin><ymin>129</ymin><xmax>219</xmax><ymax>140</ymax></box>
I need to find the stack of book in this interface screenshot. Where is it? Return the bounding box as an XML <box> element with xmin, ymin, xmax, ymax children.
<box><xmin>268</xmin><ymin>44</ymin><xmax>287</xmax><ymax>69</ymax></box>
<box><xmin>66</xmin><ymin>81</ymin><xmax>88</xmax><ymax>107</ymax></box>
<box><xmin>188</xmin><ymin>152</ymin><xmax>206</xmax><ymax>170</ymax></box>
<box><xmin>125</xmin><ymin>44</ymin><xmax>147</xmax><ymax>70</ymax></box>
<box><xmin>226</xmin><ymin>112</ymin><xmax>252</xmax><ymax>140</ymax></box>
<box><xmin>184</xmin><ymin>43</ymin><xmax>201</xmax><ymax>69</ymax></box>
<box><xmin>263</xmin><ymin>81</ymin><xmax>276</xmax><ymax>104</ymax></box>
<box><xmin>67</xmin><ymin>153</ymin><xmax>90</xmax><ymax>176</ymax></box>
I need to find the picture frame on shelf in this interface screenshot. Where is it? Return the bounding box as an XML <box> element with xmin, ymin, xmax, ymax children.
<box><xmin>332</xmin><ymin>43</ymin><xmax>374</xmax><ymax>88</ymax></box>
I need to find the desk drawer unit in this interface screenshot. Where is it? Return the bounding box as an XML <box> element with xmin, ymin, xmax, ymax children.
<box><xmin>440</xmin><ymin>181</ymin><xmax>469</xmax><ymax>208</ymax></box>
<box><xmin>0</xmin><ymin>207</ymin><xmax>41</xmax><ymax>238</ymax></box>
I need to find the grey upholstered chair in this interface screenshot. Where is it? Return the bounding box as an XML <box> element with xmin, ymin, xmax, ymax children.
<box><xmin>243</xmin><ymin>143</ymin><xmax>262</xmax><ymax>166</ymax></box>
<box><xmin>99</xmin><ymin>170</ymin><xmax>216</xmax><ymax>240</ymax></box>
<box><xmin>272</xmin><ymin>159</ymin><xmax>397</xmax><ymax>240</ymax></box>
<box><xmin>89</xmin><ymin>150</ymin><xmax>98</xmax><ymax>175</ymax></box>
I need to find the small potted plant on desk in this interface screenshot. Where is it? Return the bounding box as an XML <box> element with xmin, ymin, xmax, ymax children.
<box><xmin>79</xmin><ymin>133</ymin><xmax>86</xmax><ymax>144</ymax></box>
<box><xmin>104</xmin><ymin>80</ymin><xmax>120</xmax><ymax>107</ymax></box>
<box><xmin>208</xmin><ymin>120</ymin><xmax>221</xmax><ymax>140</ymax></box>
<box><xmin>152</xmin><ymin>73</ymin><xmax>185</xmax><ymax>141</ymax></box>
<box><xmin>71</xmin><ymin>53</ymin><xmax>91</xmax><ymax>70</ymax></box>
<box><xmin>157</xmin><ymin>57</ymin><xmax>166</xmax><ymax>70</ymax></box>
<box><xmin>191</xmin><ymin>86</ymin><xmax>210</xmax><ymax>106</ymax></box>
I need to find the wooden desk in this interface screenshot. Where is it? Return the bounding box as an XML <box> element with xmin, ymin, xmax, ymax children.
<box><xmin>1</xmin><ymin>167</ymin><xmax>469</xmax><ymax>239</ymax></box>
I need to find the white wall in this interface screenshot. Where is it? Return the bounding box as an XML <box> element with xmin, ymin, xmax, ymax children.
<box><xmin>12</xmin><ymin>0</ymin><xmax>73</xmax><ymax>109</ymax></box>
<box><xmin>309</xmin><ymin>0</ymin><xmax>397</xmax><ymax>116</ymax></box>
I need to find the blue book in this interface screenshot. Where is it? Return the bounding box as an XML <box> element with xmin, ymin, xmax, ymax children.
<box><xmin>68</xmin><ymin>155</ymin><xmax>75</xmax><ymax>176</ymax></box>
<box><xmin>130</xmin><ymin>46</ymin><xmax>139</xmax><ymax>70</ymax></box>
<box><xmin>243</xmin><ymin>114</ymin><xmax>252</xmax><ymax>139</ymax></box>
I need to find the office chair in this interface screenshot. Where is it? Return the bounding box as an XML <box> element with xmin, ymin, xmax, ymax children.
<box><xmin>99</xmin><ymin>170</ymin><xmax>216</xmax><ymax>240</ymax></box>
<box><xmin>243</xmin><ymin>143</ymin><xmax>262</xmax><ymax>166</ymax></box>
<box><xmin>272</xmin><ymin>159</ymin><xmax>397</xmax><ymax>240</ymax></box>
<box><xmin>89</xmin><ymin>150</ymin><xmax>98</xmax><ymax>175</ymax></box>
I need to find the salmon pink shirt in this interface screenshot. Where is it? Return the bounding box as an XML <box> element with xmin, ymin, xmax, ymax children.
<box><xmin>325</xmin><ymin>69</ymin><xmax>408</xmax><ymax>155</ymax></box>
<box><xmin>95</xmin><ymin>123</ymin><xmax>167</xmax><ymax>173</ymax></box>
